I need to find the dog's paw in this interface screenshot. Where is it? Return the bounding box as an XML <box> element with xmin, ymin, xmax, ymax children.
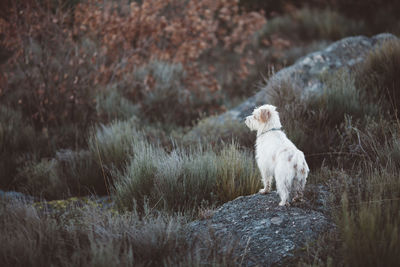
<box><xmin>292</xmin><ymin>196</ymin><xmax>304</xmax><ymax>203</ymax></box>
<box><xmin>259</xmin><ymin>188</ymin><xmax>270</xmax><ymax>194</ymax></box>
<box><xmin>278</xmin><ymin>200</ymin><xmax>289</xmax><ymax>206</ymax></box>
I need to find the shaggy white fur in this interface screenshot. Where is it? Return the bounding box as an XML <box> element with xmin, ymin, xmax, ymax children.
<box><xmin>245</xmin><ymin>104</ymin><xmax>309</xmax><ymax>206</ymax></box>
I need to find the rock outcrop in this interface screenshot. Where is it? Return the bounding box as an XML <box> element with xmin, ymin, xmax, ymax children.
<box><xmin>187</xmin><ymin>186</ymin><xmax>333</xmax><ymax>266</ymax></box>
<box><xmin>224</xmin><ymin>33</ymin><xmax>398</xmax><ymax>121</ymax></box>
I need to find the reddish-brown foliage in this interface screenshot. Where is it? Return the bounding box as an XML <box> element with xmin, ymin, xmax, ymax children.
<box><xmin>1</xmin><ymin>0</ymin><xmax>266</xmax><ymax>127</ymax></box>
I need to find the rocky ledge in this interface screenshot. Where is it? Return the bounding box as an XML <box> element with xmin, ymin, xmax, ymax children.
<box><xmin>187</xmin><ymin>186</ymin><xmax>333</xmax><ymax>266</ymax></box>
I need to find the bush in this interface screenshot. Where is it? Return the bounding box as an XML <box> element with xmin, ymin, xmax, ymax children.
<box><xmin>339</xmin><ymin>170</ymin><xmax>400</xmax><ymax>267</ymax></box>
<box><xmin>15</xmin><ymin>159</ymin><xmax>66</xmax><ymax>199</ymax></box>
<box><xmin>215</xmin><ymin>143</ymin><xmax>261</xmax><ymax>203</ymax></box>
<box><xmin>133</xmin><ymin>60</ymin><xmax>215</xmax><ymax>125</ymax></box>
<box><xmin>3</xmin><ymin>18</ymin><xmax>98</xmax><ymax>133</ymax></box>
<box><xmin>356</xmin><ymin>39</ymin><xmax>400</xmax><ymax>117</ymax></box>
<box><xmin>158</xmin><ymin>148</ymin><xmax>219</xmax><ymax>212</ymax></box>
<box><xmin>114</xmin><ymin>142</ymin><xmax>218</xmax><ymax>212</ymax></box>
<box><xmin>114</xmin><ymin>141</ymin><xmax>260</xmax><ymax>213</ymax></box>
<box><xmin>113</xmin><ymin>140</ymin><xmax>163</xmax><ymax>210</ymax></box>
<box><xmin>182</xmin><ymin>114</ymin><xmax>255</xmax><ymax>149</ymax></box>
<box><xmin>0</xmin><ymin>199</ymin><xmax>176</xmax><ymax>267</ymax></box>
<box><xmin>72</xmin><ymin>0</ymin><xmax>266</xmax><ymax>123</ymax></box>
<box><xmin>56</xmin><ymin>149</ymin><xmax>104</xmax><ymax>196</ymax></box>
<box><xmin>12</xmin><ymin>119</ymin><xmax>147</xmax><ymax>199</ymax></box>
<box><xmin>95</xmin><ymin>88</ymin><xmax>138</xmax><ymax>122</ymax></box>
<box><xmin>62</xmin><ymin>119</ymin><xmax>147</xmax><ymax>196</ymax></box>
<box><xmin>311</xmin><ymin>98</ymin><xmax>400</xmax><ymax>267</ymax></box>
<box><xmin>0</xmin><ymin>106</ymin><xmax>37</xmax><ymax>189</ymax></box>
<box><xmin>88</xmin><ymin>119</ymin><xmax>142</xmax><ymax>171</ymax></box>
<box><xmin>310</xmin><ymin>70</ymin><xmax>379</xmax><ymax>125</ymax></box>
<box><xmin>241</xmin><ymin>0</ymin><xmax>400</xmax><ymax>35</ymax></box>
<box><xmin>0</xmin><ymin>198</ymin><xmax>238</xmax><ymax>267</ymax></box>
<box><xmin>256</xmin><ymin>7</ymin><xmax>365</xmax><ymax>43</ymax></box>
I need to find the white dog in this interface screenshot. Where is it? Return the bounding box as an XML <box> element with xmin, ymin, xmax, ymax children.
<box><xmin>245</xmin><ymin>104</ymin><xmax>309</xmax><ymax>206</ymax></box>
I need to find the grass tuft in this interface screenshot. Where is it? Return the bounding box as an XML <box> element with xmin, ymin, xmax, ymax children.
<box><xmin>356</xmin><ymin>39</ymin><xmax>400</xmax><ymax>117</ymax></box>
<box><xmin>113</xmin><ymin>141</ymin><xmax>260</xmax><ymax>213</ymax></box>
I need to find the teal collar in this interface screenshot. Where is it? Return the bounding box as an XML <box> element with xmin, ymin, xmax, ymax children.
<box><xmin>258</xmin><ymin>127</ymin><xmax>282</xmax><ymax>137</ymax></box>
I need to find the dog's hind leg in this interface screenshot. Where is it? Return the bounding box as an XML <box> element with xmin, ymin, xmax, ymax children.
<box><xmin>276</xmin><ymin>179</ymin><xmax>290</xmax><ymax>206</ymax></box>
<box><xmin>259</xmin><ymin>176</ymin><xmax>273</xmax><ymax>194</ymax></box>
<box><xmin>292</xmin><ymin>154</ymin><xmax>308</xmax><ymax>202</ymax></box>
<box><xmin>259</xmin><ymin>169</ymin><xmax>273</xmax><ymax>194</ymax></box>
<box><xmin>275</xmin><ymin>162</ymin><xmax>293</xmax><ymax>206</ymax></box>
<box><xmin>291</xmin><ymin>177</ymin><xmax>304</xmax><ymax>202</ymax></box>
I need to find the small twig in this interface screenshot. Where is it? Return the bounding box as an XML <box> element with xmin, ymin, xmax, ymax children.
<box><xmin>143</xmin><ymin>197</ymin><xmax>163</xmax><ymax>220</ymax></box>
<box><xmin>240</xmin><ymin>236</ymin><xmax>251</xmax><ymax>267</ymax></box>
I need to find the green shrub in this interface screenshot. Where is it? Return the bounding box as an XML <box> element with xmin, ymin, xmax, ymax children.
<box><xmin>182</xmin><ymin>114</ymin><xmax>255</xmax><ymax>149</ymax></box>
<box><xmin>114</xmin><ymin>140</ymin><xmax>260</xmax><ymax>213</ymax></box>
<box><xmin>134</xmin><ymin>60</ymin><xmax>212</xmax><ymax>126</ymax></box>
<box><xmin>61</xmin><ymin>119</ymin><xmax>147</xmax><ymax>196</ymax></box>
<box><xmin>257</xmin><ymin>8</ymin><xmax>365</xmax><ymax>42</ymax></box>
<box><xmin>15</xmin><ymin>159</ymin><xmax>66</xmax><ymax>199</ymax></box>
<box><xmin>11</xmin><ymin>119</ymin><xmax>148</xmax><ymax>199</ymax></box>
<box><xmin>113</xmin><ymin>142</ymin><xmax>217</xmax><ymax>212</ymax></box>
<box><xmin>215</xmin><ymin>143</ymin><xmax>261</xmax><ymax>203</ymax></box>
<box><xmin>88</xmin><ymin>119</ymin><xmax>142</xmax><ymax>171</ymax></box>
<box><xmin>310</xmin><ymin>70</ymin><xmax>379</xmax><ymax>125</ymax></box>
<box><xmin>113</xmin><ymin>140</ymin><xmax>163</xmax><ymax>210</ymax></box>
<box><xmin>95</xmin><ymin>88</ymin><xmax>138</xmax><ymax>122</ymax></box>
<box><xmin>15</xmin><ymin>148</ymin><xmax>106</xmax><ymax>199</ymax></box>
<box><xmin>155</xmin><ymin>147</ymin><xmax>219</xmax><ymax>212</ymax></box>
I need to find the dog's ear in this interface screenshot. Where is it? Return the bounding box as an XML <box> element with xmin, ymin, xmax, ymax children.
<box><xmin>259</xmin><ymin>109</ymin><xmax>271</xmax><ymax>123</ymax></box>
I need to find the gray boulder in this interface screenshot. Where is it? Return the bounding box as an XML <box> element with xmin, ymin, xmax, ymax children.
<box><xmin>187</xmin><ymin>186</ymin><xmax>333</xmax><ymax>266</ymax></box>
<box><xmin>225</xmin><ymin>33</ymin><xmax>398</xmax><ymax>121</ymax></box>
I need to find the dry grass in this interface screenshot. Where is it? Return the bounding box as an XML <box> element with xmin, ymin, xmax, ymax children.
<box><xmin>0</xmin><ymin>198</ymin><xmax>239</xmax><ymax>267</ymax></box>
<box><xmin>114</xmin><ymin>141</ymin><xmax>261</xmax><ymax>213</ymax></box>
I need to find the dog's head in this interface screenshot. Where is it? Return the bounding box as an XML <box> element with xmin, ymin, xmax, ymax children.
<box><xmin>245</xmin><ymin>104</ymin><xmax>280</xmax><ymax>132</ymax></box>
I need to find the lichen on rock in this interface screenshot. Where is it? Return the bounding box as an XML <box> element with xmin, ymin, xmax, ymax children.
<box><xmin>186</xmin><ymin>186</ymin><xmax>333</xmax><ymax>266</ymax></box>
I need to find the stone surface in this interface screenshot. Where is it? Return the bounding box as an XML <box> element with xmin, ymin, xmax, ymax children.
<box><xmin>222</xmin><ymin>33</ymin><xmax>398</xmax><ymax>121</ymax></box>
<box><xmin>187</xmin><ymin>186</ymin><xmax>333</xmax><ymax>266</ymax></box>
<box><xmin>0</xmin><ymin>189</ymin><xmax>36</xmax><ymax>202</ymax></box>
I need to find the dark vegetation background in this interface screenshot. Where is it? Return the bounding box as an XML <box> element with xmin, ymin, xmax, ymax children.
<box><xmin>0</xmin><ymin>0</ymin><xmax>399</xmax><ymax>266</ymax></box>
